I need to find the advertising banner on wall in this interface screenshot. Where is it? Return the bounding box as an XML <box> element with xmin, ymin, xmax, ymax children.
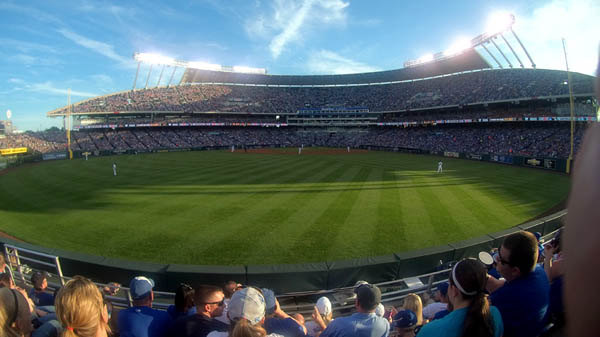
<box><xmin>444</xmin><ymin>151</ymin><xmax>460</xmax><ymax>158</ymax></box>
<box><xmin>524</xmin><ymin>157</ymin><xmax>543</xmax><ymax>167</ymax></box>
<box><xmin>544</xmin><ymin>159</ymin><xmax>556</xmax><ymax>170</ymax></box>
<box><xmin>0</xmin><ymin>147</ymin><xmax>27</xmax><ymax>155</ymax></box>
<box><xmin>491</xmin><ymin>155</ymin><xmax>514</xmax><ymax>164</ymax></box>
<box><xmin>466</xmin><ymin>153</ymin><xmax>483</xmax><ymax>160</ymax></box>
<box><xmin>42</xmin><ymin>152</ymin><xmax>67</xmax><ymax>160</ymax></box>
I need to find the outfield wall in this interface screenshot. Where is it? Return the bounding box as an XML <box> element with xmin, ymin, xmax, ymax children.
<box><xmin>363</xmin><ymin>146</ymin><xmax>570</xmax><ymax>173</ymax></box>
<box><xmin>0</xmin><ymin>211</ymin><xmax>564</xmax><ymax>294</ymax></box>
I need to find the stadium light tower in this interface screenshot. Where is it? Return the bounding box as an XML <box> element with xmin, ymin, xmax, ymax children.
<box><xmin>444</xmin><ymin>38</ymin><xmax>472</xmax><ymax>57</ymax></box>
<box><xmin>132</xmin><ymin>52</ymin><xmax>267</xmax><ymax>89</ymax></box>
<box><xmin>404</xmin><ymin>13</ymin><xmax>535</xmax><ymax>69</ymax></box>
<box><xmin>485</xmin><ymin>11</ymin><xmax>514</xmax><ymax>35</ymax></box>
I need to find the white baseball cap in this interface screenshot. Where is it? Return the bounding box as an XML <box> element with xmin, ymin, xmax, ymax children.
<box><xmin>316</xmin><ymin>297</ymin><xmax>332</xmax><ymax>316</ymax></box>
<box><xmin>227</xmin><ymin>287</ymin><xmax>266</xmax><ymax>325</ymax></box>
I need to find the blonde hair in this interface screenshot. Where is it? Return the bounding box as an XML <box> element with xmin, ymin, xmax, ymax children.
<box><xmin>403</xmin><ymin>293</ymin><xmax>424</xmax><ymax>325</ymax></box>
<box><xmin>0</xmin><ymin>287</ymin><xmax>31</xmax><ymax>337</ymax></box>
<box><xmin>55</xmin><ymin>276</ymin><xmax>110</xmax><ymax>337</ymax></box>
<box><xmin>230</xmin><ymin>318</ymin><xmax>267</xmax><ymax>337</ymax></box>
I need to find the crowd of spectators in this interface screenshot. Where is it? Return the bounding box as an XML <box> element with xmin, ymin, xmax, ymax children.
<box><xmin>1</xmin><ymin>122</ymin><xmax>588</xmax><ymax>159</ymax></box>
<box><xmin>52</xmin><ymin>69</ymin><xmax>595</xmax><ymax>116</ymax></box>
<box><xmin>0</xmin><ymin>231</ymin><xmax>562</xmax><ymax>337</ymax></box>
<box><xmin>0</xmin><ymin>131</ymin><xmax>67</xmax><ymax>153</ymax></box>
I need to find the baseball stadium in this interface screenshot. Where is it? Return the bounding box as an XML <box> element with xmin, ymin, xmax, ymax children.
<box><xmin>0</xmin><ymin>9</ymin><xmax>597</xmax><ymax>337</ymax></box>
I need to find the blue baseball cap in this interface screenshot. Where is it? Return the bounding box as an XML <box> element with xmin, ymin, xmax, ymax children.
<box><xmin>437</xmin><ymin>282</ymin><xmax>449</xmax><ymax>297</ymax></box>
<box><xmin>393</xmin><ymin>309</ymin><xmax>417</xmax><ymax>328</ymax></box>
<box><xmin>129</xmin><ymin>276</ymin><xmax>154</xmax><ymax>300</ymax></box>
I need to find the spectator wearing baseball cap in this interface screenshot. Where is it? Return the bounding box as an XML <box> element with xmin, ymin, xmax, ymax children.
<box><xmin>422</xmin><ymin>282</ymin><xmax>449</xmax><ymax>321</ymax></box>
<box><xmin>319</xmin><ymin>283</ymin><xmax>389</xmax><ymax>337</ymax></box>
<box><xmin>28</xmin><ymin>271</ymin><xmax>55</xmax><ymax>307</ymax></box>
<box><xmin>306</xmin><ymin>296</ymin><xmax>333</xmax><ymax>337</ymax></box>
<box><xmin>393</xmin><ymin>309</ymin><xmax>418</xmax><ymax>337</ymax></box>
<box><xmin>118</xmin><ymin>276</ymin><xmax>172</xmax><ymax>337</ymax></box>
<box><xmin>207</xmin><ymin>287</ymin><xmax>283</xmax><ymax>337</ymax></box>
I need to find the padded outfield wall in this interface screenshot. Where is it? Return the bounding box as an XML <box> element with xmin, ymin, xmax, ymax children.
<box><xmin>0</xmin><ymin>211</ymin><xmax>564</xmax><ymax>293</ymax></box>
<box><xmin>0</xmin><ymin>147</ymin><xmax>567</xmax><ymax>293</ymax></box>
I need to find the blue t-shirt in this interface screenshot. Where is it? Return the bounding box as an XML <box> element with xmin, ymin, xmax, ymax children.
<box><xmin>168</xmin><ymin>313</ymin><xmax>229</xmax><ymax>337</ymax></box>
<box><xmin>118</xmin><ymin>306</ymin><xmax>173</xmax><ymax>337</ymax></box>
<box><xmin>489</xmin><ymin>265</ymin><xmax>549</xmax><ymax>337</ymax></box>
<box><xmin>488</xmin><ymin>267</ymin><xmax>501</xmax><ymax>280</ymax></box>
<box><xmin>546</xmin><ymin>275</ymin><xmax>564</xmax><ymax>324</ymax></box>
<box><xmin>265</xmin><ymin>317</ymin><xmax>306</xmax><ymax>337</ymax></box>
<box><xmin>320</xmin><ymin>312</ymin><xmax>389</xmax><ymax>337</ymax></box>
<box><xmin>166</xmin><ymin>305</ymin><xmax>197</xmax><ymax>321</ymax></box>
<box><xmin>417</xmin><ymin>306</ymin><xmax>503</xmax><ymax>337</ymax></box>
<box><xmin>28</xmin><ymin>289</ymin><xmax>55</xmax><ymax>307</ymax></box>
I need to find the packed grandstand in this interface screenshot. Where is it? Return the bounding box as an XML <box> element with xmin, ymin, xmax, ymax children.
<box><xmin>0</xmin><ymin>65</ymin><xmax>594</xmax><ymax>162</ymax></box>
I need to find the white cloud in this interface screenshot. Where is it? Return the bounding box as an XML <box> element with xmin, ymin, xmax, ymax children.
<box><xmin>0</xmin><ymin>2</ymin><xmax>64</xmax><ymax>25</ymax></box>
<box><xmin>91</xmin><ymin>74</ymin><xmax>114</xmax><ymax>85</ymax></box>
<box><xmin>27</xmin><ymin>82</ymin><xmax>98</xmax><ymax>98</ymax></box>
<box><xmin>306</xmin><ymin>50</ymin><xmax>380</xmax><ymax>74</ymax></box>
<box><xmin>515</xmin><ymin>0</ymin><xmax>600</xmax><ymax>75</ymax></box>
<box><xmin>0</xmin><ymin>38</ymin><xmax>59</xmax><ymax>54</ymax></box>
<box><xmin>11</xmin><ymin>54</ymin><xmax>36</xmax><ymax>65</ymax></box>
<box><xmin>57</xmin><ymin>28</ymin><xmax>132</xmax><ymax>66</ymax></box>
<box><xmin>246</xmin><ymin>0</ymin><xmax>349</xmax><ymax>58</ymax></box>
<box><xmin>6</xmin><ymin>53</ymin><xmax>62</xmax><ymax>67</ymax></box>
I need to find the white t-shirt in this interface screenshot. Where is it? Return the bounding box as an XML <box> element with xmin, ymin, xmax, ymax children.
<box><xmin>422</xmin><ymin>302</ymin><xmax>447</xmax><ymax>319</ymax></box>
<box><xmin>305</xmin><ymin>321</ymin><xmax>322</xmax><ymax>337</ymax></box>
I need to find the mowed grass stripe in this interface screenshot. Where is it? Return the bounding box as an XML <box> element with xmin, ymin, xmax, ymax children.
<box><xmin>188</xmin><ymin>156</ymin><xmax>342</xmax><ymax>264</ymax></box>
<box><xmin>329</xmin><ymin>166</ymin><xmax>384</xmax><ymax>258</ymax></box>
<box><xmin>51</xmin><ymin>154</ymin><xmax>322</xmax><ymax>261</ymax></box>
<box><xmin>373</xmin><ymin>168</ymin><xmax>406</xmax><ymax>252</ymax></box>
<box><xmin>242</xmin><ymin>161</ymin><xmax>353</xmax><ymax>264</ymax></box>
<box><xmin>218</xmin><ymin>160</ymin><xmax>350</xmax><ymax>265</ymax></box>
<box><xmin>288</xmin><ymin>166</ymin><xmax>370</xmax><ymax>262</ymax></box>
<box><xmin>0</xmin><ymin>150</ymin><xmax>571</xmax><ymax>265</ymax></box>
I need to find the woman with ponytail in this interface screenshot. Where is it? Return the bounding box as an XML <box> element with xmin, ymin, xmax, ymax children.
<box><xmin>207</xmin><ymin>287</ymin><xmax>283</xmax><ymax>337</ymax></box>
<box><xmin>55</xmin><ymin>276</ymin><xmax>110</xmax><ymax>337</ymax></box>
<box><xmin>0</xmin><ymin>287</ymin><xmax>34</xmax><ymax>337</ymax></box>
<box><xmin>417</xmin><ymin>259</ymin><xmax>503</xmax><ymax>337</ymax></box>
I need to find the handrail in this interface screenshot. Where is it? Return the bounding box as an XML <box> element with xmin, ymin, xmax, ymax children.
<box><xmin>1</xmin><ymin>225</ymin><xmax>564</xmax><ymax>315</ymax></box>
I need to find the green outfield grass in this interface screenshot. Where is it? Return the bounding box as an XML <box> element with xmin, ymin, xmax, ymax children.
<box><xmin>0</xmin><ymin>149</ymin><xmax>570</xmax><ymax>265</ymax></box>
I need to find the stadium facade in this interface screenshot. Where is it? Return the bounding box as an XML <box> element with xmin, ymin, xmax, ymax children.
<box><xmin>36</xmin><ymin>50</ymin><xmax>596</xmax><ymax>165</ymax></box>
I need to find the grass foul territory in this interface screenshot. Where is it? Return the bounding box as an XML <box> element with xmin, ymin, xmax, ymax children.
<box><xmin>0</xmin><ymin>149</ymin><xmax>569</xmax><ymax>265</ymax></box>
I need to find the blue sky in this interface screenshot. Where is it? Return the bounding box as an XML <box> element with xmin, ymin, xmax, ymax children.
<box><xmin>1</xmin><ymin>0</ymin><xmax>598</xmax><ymax>131</ymax></box>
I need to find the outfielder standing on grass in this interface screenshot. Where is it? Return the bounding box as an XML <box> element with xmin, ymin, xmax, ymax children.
<box><xmin>113</xmin><ymin>162</ymin><xmax>117</xmax><ymax>176</ymax></box>
<box><xmin>437</xmin><ymin>161</ymin><xmax>443</xmax><ymax>173</ymax></box>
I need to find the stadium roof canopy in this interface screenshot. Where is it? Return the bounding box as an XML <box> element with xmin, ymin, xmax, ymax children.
<box><xmin>180</xmin><ymin>49</ymin><xmax>491</xmax><ymax>86</ymax></box>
